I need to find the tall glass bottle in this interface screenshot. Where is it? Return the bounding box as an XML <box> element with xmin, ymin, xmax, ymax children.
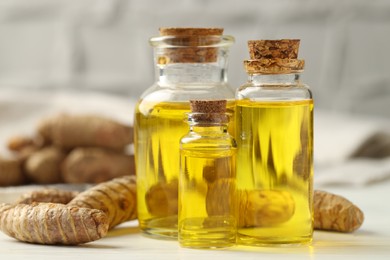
<box><xmin>134</xmin><ymin>28</ymin><xmax>235</xmax><ymax>239</ymax></box>
<box><xmin>179</xmin><ymin>100</ymin><xmax>237</xmax><ymax>249</ymax></box>
<box><xmin>235</xmin><ymin>39</ymin><xmax>314</xmax><ymax>245</ymax></box>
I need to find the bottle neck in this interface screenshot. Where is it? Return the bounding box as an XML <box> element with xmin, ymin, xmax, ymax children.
<box><xmin>248</xmin><ymin>73</ymin><xmax>301</xmax><ymax>85</ymax></box>
<box><xmin>149</xmin><ymin>34</ymin><xmax>234</xmax><ymax>86</ymax></box>
<box><xmin>157</xmin><ymin>63</ymin><xmax>228</xmax><ymax>85</ymax></box>
<box><xmin>189</xmin><ymin>124</ymin><xmax>228</xmax><ymax>135</ymax></box>
<box><xmin>187</xmin><ymin>112</ymin><xmax>229</xmax><ymax>134</ymax></box>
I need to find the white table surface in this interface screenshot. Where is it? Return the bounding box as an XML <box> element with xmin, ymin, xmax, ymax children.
<box><xmin>1</xmin><ymin>90</ymin><xmax>389</xmax><ymax>259</ymax></box>
<box><xmin>1</xmin><ymin>181</ymin><xmax>390</xmax><ymax>260</ymax></box>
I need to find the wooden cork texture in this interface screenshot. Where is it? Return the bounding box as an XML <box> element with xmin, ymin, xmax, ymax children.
<box><xmin>245</xmin><ymin>39</ymin><xmax>304</xmax><ymax>74</ymax></box>
<box><xmin>248</xmin><ymin>40</ymin><xmax>300</xmax><ymax>59</ymax></box>
<box><xmin>190</xmin><ymin>100</ymin><xmax>227</xmax><ymax>113</ymax></box>
<box><xmin>159</xmin><ymin>28</ymin><xmax>223</xmax><ymax>37</ymax></box>
<box><xmin>157</xmin><ymin>27</ymin><xmax>224</xmax><ymax>64</ymax></box>
<box><xmin>189</xmin><ymin>100</ymin><xmax>228</xmax><ymax>124</ymax></box>
<box><xmin>244</xmin><ymin>59</ymin><xmax>305</xmax><ymax>74</ymax></box>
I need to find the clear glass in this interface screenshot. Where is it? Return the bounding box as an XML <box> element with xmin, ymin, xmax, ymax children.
<box><xmin>179</xmin><ymin>113</ymin><xmax>237</xmax><ymax>249</ymax></box>
<box><xmin>134</xmin><ymin>34</ymin><xmax>235</xmax><ymax>239</ymax></box>
<box><xmin>235</xmin><ymin>72</ymin><xmax>314</xmax><ymax>246</ymax></box>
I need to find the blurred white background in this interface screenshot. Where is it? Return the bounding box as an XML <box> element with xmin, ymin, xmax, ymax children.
<box><xmin>0</xmin><ymin>0</ymin><xmax>389</xmax><ymax>117</ymax></box>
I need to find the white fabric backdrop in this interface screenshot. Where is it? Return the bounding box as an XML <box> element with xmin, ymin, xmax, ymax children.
<box><xmin>0</xmin><ymin>0</ymin><xmax>389</xmax><ymax>117</ymax></box>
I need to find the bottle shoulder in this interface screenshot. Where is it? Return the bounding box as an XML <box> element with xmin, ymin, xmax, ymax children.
<box><xmin>136</xmin><ymin>83</ymin><xmax>236</xmax><ymax>116</ymax></box>
<box><xmin>236</xmin><ymin>81</ymin><xmax>313</xmax><ymax>101</ymax></box>
<box><xmin>139</xmin><ymin>82</ymin><xmax>235</xmax><ymax>102</ymax></box>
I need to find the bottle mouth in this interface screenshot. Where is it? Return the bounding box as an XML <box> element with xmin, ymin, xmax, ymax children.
<box><xmin>150</xmin><ymin>35</ymin><xmax>234</xmax><ymax>64</ymax></box>
<box><xmin>149</xmin><ymin>35</ymin><xmax>235</xmax><ymax>48</ymax></box>
<box><xmin>185</xmin><ymin>112</ymin><xmax>231</xmax><ymax>125</ymax></box>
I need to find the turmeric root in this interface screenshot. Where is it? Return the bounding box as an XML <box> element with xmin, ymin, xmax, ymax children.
<box><xmin>205</xmin><ymin>178</ymin><xmax>236</xmax><ymax>216</ymax></box>
<box><xmin>0</xmin><ymin>203</ymin><xmax>109</xmax><ymax>245</ymax></box>
<box><xmin>6</xmin><ymin>135</ymin><xmax>45</xmax><ymax>161</ymax></box>
<box><xmin>207</xmin><ymin>187</ymin><xmax>363</xmax><ymax>232</ymax></box>
<box><xmin>202</xmin><ymin>158</ymin><xmax>232</xmax><ymax>183</ymax></box>
<box><xmin>205</xmin><ymin>178</ymin><xmax>295</xmax><ymax>228</ymax></box>
<box><xmin>25</xmin><ymin>147</ymin><xmax>66</xmax><ymax>184</ymax></box>
<box><xmin>7</xmin><ymin>135</ymin><xmax>36</xmax><ymax>152</ymax></box>
<box><xmin>145</xmin><ymin>179</ymin><xmax>178</xmax><ymax>217</ymax></box>
<box><xmin>16</xmin><ymin>188</ymin><xmax>79</xmax><ymax>204</ymax></box>
<box><xmin>238</xmin><ymin>189</ymin><xmax>295</xmax><ymax>227</ymax></box>
<box><xmin>314</xmin><ymin>190</ymin><xmax>364</xmax><ymax>232</ymax></box>
<box><xmin>68</xmin><ymin>175</ymin><xmax>137</xmax><ymax>229</ymax></box>
<box><xmin>62</xmin><ymin>147</ymin><xmax>135</xmax><ymax>184</ymax></box>
<box><xmin>37</xmin><ymin>114</ymin><xmax>133</xmax><ymax>151</ymax></box>
<box><xmin>7</xmin><ymin>135</ymin><xmax>44</xmax><ymax>153</ymax></box>
<box><xmin>0</xmin><ymin>157</ymin><xmax>26</xmax><ymax>186</ymax></box>
<box><xmin>350</xmin><ymin>132</ymin><xmax>390</xmax><ymax>159</ymax></box>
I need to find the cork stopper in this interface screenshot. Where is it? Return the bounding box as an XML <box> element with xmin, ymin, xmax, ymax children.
<box><xmin>156</xmin><ymin>27</ymin><xmax>224</xmax><ymax>64</ymax></box>
<box><xmin>189</xmin><ymin>100</ymin><xmax>228</xmax><ymax>124</ymax></box>
<box><xmin>248</xmin><ymin>39</ymin><xmax>300</xmax><ymax>59</ymax></box>
<box><xmin>190</xmin><ymin>100</ymin><xmax>227</xmax><ymax>113</ymax></box>
<box><xmin>159</xmin><ymin>28</ymin><xmax>224</xmax><ymax>37</ymax></box>
<box><xmin>244</xmin><ymin>39</ymin><xmax>304</xmax><ymax>74</ymax></box>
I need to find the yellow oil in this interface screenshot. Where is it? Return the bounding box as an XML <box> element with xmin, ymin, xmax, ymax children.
<box><xmin>235</xmin><ymin>99</ymin><xmax>314</xmax><ymax>246</ymax></box>
<box><xmin>134</xmin><ymin>100</ymin><xmax>235</xmax><ymax>239</ymax></box>
<box><xmin>179</xmin><ymin>146</ymin><xmax>237</xmax><ymax>248</ymax></box>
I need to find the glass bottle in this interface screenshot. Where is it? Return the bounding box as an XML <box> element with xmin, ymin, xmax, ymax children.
<box><xmin>235</xmin><ymin>39</ymin><xmax>314</xmax><ymax>246</ymax></box>
<box><xmin>134</xmin><ymin>28</ymin><xmax>235</xmax><ymax>239</ymax></box>
<box><xmin>179</xmin><ymin>100</ymin><xmax>237</xmax><ymax>249</ymax></box>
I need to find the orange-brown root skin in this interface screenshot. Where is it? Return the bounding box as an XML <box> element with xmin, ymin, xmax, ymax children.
<box><xmin>61</xmin><ymin>148</ymin><xmax>135</xmax><ymax>184</ymax></box>
<box><xmin>37</xmin><ymin>114</ymin><xmax>133</xmax><ymax>150</ymax></box>
<box><xmin>68</xmin><ymin>175</ymin><xmax>137</xmax><ymax>229</ymax></box>
<box><xmin>0</xmin><ymin>203</ymin><xmax>109</xmax><ymax>245</ymax></box>
<box><xmin>16</xmin><ymin>189</ymin><xmax>79</xmax><ymax>204</ymax></box>
<box><xmin>314</xmin><ymin>190</ymin><xmax>364</xmax><ymax>232</ymax></box>
<box><xmin>0</xmin><ymin>157</ymin><xmax>26</xmax><ymax>187</ymax></box>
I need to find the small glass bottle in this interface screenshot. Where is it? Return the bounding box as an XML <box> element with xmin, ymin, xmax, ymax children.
<box><xmin>179</xmin><ymin>100</ymin><xmax>237</xmax><ymax>249</ymax></box>
<box><xmin>235</xmin><ymin>39</ymin><xmax>314</xmax><ymax>246</ymax></box>
<box><xmin>134</xmin><ymin>28</ymin><xmax>235</xmax><ymax>239</ymax></box>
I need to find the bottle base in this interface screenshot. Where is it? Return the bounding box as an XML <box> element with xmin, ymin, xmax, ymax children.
<box><xmin>141</xmin><ymin>229</ymin><xmax>178</xmax><ymax>240</ymax></box>
<box><xmin>139</xmin><ymin>216</ymin><xmax>178</xmax><ymax>240</ymax></box>
<box><xmin>179</xmin><ymin>216</ymin><xmax>236</xmax><ymax>249</ymax></box>
<box><xmin>237</xmin><ymin>233</ymin><xmax>312</xmax><ymax>247</ymax></box>
<box><xmin>180</xmin><ymin>240</ymin><xmax>236</xmax><ymax>249</ymax></box>
<box><xmin>179</xmin><ymin>232</ymin><xmax>236</xmax><ymax>249</ymax></box>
